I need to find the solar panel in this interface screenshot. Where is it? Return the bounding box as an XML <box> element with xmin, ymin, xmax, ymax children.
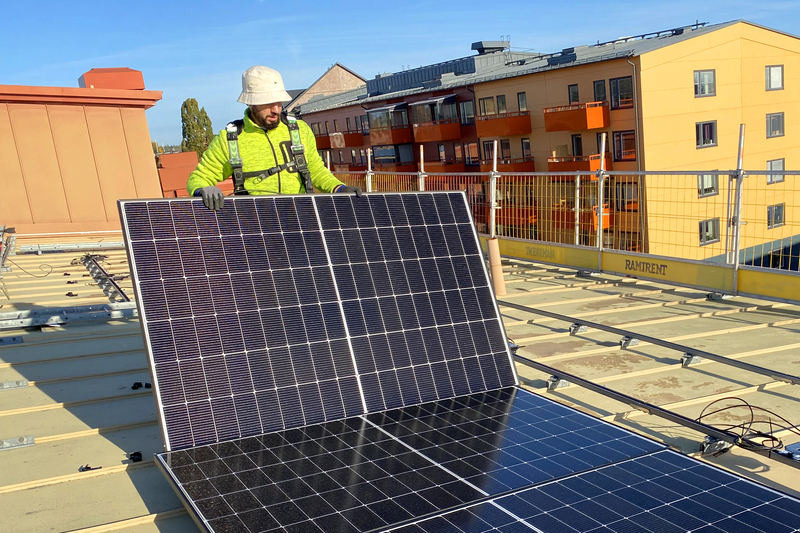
<box><xmin>121</xmin><ymin>193</ymin><xmax>800</xmax><ymax>533</ymax></box>
<box><xmin>120</xmin><ymin>193</ymin><xmax>516</xmax><ymax>450</ymax></box>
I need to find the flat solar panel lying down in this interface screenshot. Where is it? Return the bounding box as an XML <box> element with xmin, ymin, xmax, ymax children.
<box><xmin>120</xmin><ymin>193</ymin><xmax>800</xmax><ymax>533</ymax></box>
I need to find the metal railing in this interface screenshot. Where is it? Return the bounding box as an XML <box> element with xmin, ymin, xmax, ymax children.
<box><xmin>333</xmin><ymin>166</ymin><xmax>800</xmax><ymax>303</ymax></box>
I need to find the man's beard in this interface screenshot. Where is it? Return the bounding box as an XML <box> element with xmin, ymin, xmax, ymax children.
<box><xmin>264</xmin><ymin>119</ymin><xmax>280</xmax><ymax>130</ymax></box>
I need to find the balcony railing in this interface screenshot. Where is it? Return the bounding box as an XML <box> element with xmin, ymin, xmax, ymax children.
<box><xmin>329</xmin><ymin>130</ymin><xmax>365</xmax><ymax>149</ymax></box>
<box><xmin>479</xmin><ymin>157</ymin><xmax>536</xmax><ymax>173</ymax></box>
<box><xmin>547</xmin><ymin>153</ymin><xmax>613</xmax><ymax>173</ymax></box>
<box><xmin>543</xmin><ymin>101</ymin><xmax>610</xmax><ymax>132</ymax></box>
<box><xmin>421</xmin><ymin>159</ymin><xmax>466</xmax><ymax>173</ymax></box>
<box><xmin>373</xmin><ymin>160</ymin><xmax>417</xmax><ymax>173</ymax></box>
<box><xmin>412</xmin><ymin>118</ymin><xmax>462</xmax><ymax>143</ymax></box>
<box><xmin>368</xmin><ymin>124</ymin><xmax>413</xmax><ymax>146</ymax></box>
<box><xmin>474</xmin><ymin>111</ymin><xmax>531</xmax><ymax>137</ymax></box>
<box><xmin>314</xmin><ymin>133</ymin><xmax>331</xmax><ymax>150</ymax></box>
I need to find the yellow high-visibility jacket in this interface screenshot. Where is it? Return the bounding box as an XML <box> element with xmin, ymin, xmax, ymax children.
<box><xmin>187</xmin><ymin>109</ymin><xmax>343</xmax><ymax>196</ymax></box>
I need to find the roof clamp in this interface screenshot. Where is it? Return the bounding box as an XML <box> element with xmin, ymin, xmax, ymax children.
<box><xmin>0</xmin><ymin>336</ymin><xmax>23</xmax><ymax>346</ymax></box>
<box><xmin>700</xmin><ymin>436</ymin><xmax>732</xmax><ymax>456</ymax></box>
<box><xmin>1</xmin><ymin>435</ymin><xmax>35</xmax><ymax>451</ymax></box>
<box><xmin>569</xmin><ymin>324</ymin><xmax>588</xmax><ymax>336</ymax></box>
<box><xmin>546</xmin><ymin>376</ymin><xmax>570</xmax><ymax>391</ymax></box>
<box><xmin>620</xmin><ymin>336</ymin><xmax>639</xmax><ymax>349</ymax></box>
<box><xmin>576</xmin><ymin>270</ymin><xmax>596</xmax><ymax>278</ymax></box>
<box><xmin>0</xmin><ymin>379</ymin><xmax>28</xmax><ymax>390</ymax></box>
<box><xmin>681</xmin><ymin>354</ymin><xmax>702</xmax><ymax>367</ymax></box>
<box><xmin>706</xmin><ymin>292</ymin><xmax>734</xmax><ymax>301</ymax></box>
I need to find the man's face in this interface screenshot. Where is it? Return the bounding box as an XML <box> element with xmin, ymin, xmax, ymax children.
<box><xmin>250</xmin><ymin>102</ymin><xmax>282</xmax><ymax>130</ymax></box>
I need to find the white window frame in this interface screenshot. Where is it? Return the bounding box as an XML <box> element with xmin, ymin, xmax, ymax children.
<box><xmin>768</xmin><ymin>203</ymin><xmax>785</xmax><ymax>229</ymax></box>
<box><xmin>696</xmin><ymin>121</ymin><xmax>717</xmax><ymax>148</ymax></box>
<box><xmin>699</xmin><ymin>218</ymin><xmax>720</xmax><ymax>245</ymax></box>
<box><xmin>767</xmin><ymin>112</ymin><xmax>784</xmax><ymax>138</ymax></box>
<box><xmin>766</xmin><ymin>65</ymin><xmax>784</xmax><ymax>91</ymax></box>
<box><xmin>767</xmin><ymin>158</ymin><xmax>785</xmax><ymax>184</ymax></box>
<box><xmin>694</xmin><ymin>70</ymin><xmax>716</xmax><ymax>97</ymax></box>
<box><xmin>697</xmin><ymin>173</ymin><xmax>719</xmax><ymax>197</ymax></box>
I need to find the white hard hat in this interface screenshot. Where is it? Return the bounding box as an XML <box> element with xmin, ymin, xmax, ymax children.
<box><xmin>237</xmin><ymin>65</ymin><xmax>292</xmax><ymax>105</ymax></box>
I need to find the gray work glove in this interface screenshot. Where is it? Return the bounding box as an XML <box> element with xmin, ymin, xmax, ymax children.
<box><xmin>337</xmin><ymin>185</ymin><xmax>363</xmax><ymax>198</ymax></box>
<box><xmin>198</xmin><ymin>186</ymin><xmax>224</xmax><ymax>211</ymax></box>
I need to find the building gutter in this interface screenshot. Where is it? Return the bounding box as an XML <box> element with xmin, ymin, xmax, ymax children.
<box><xmin>626</xmin><ymin>55</ymin><xmax>641</xmax><ymax>171</ymax></box>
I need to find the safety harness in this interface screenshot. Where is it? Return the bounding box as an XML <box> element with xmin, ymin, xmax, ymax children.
<box><xmin>225</xmin><ymin>114</ymin><xmax>313</xmax><ymax>195</ymax></box>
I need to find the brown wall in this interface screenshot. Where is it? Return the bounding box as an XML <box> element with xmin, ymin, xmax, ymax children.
<box><xmin>0</xmin><ymin>79</ymin><xmax>162</xmax><ymax>234</ymax></box>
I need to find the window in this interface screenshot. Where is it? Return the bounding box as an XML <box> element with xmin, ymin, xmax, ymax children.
<box><xmin>593</xmin><ymin>80</ymin><xmax>606</xmax><ymax>102</ymax></box>
<box><xmin>517</xmin><ymin>92</ymin><xmax>527</xmax><ymax>112</ymax></box>
<box><xmin>496</xmin><ymin>95</ymin><xmax>507</xmax><ymax>114</ymax></box>
<box><xmin>571</xmin><ymin>134</ymin><xmax>583</xmax><ymax>156</ymax></box>
<box><xmin>615</xmin><ymin>183</ymin><xmax>639</xmax><ymax>211</ymax></box>
<box><xmin>437</xmin><ymin>144</ymin><xmax>446</xmax><ymax>162</ymax></box>
<box><xmin>359</xmin><ymin>149</ymin><xmax>367</xmax><ymax>163</ymax></box>
<box><xmin>454</xmin><ymin>143</ymin><xmax>463</xmax><ymax>162</ymax></box>
<box><xmin>613</xmin><ymin>131</ymin><xmax>636</xmax><ymax>161</ymax></box>
<box><xmin>483</xmin><ymin>140</ymin><xmax>495</xmax><ymax>160</ymax></box>
<box><xmin>311</xmin><ymin>123</ymin><xmax>321</xmax><ymax>135</ymax></box>
<box><xmin>568</xmin><ymin>84</ymin><xmax>579</xmax><ymax>104</ymax></box>
<box><xmin>696</xmin><ymin>121</ymin><xmax>717</xmax><ymax>148</ymax></box>
<box><xmin>360</xmin><ymin>115</ymin><xmax>369</xmax><ymax>133</ymax></box>
<box><xmin>699</xmin><ymin>218</ymin><xmax>720</xmax><ymax>245</ymax></box>
<box><xmin>694</xmin><ymin>70</ymin><xmax>715</xmax><ymax>97</ymax></box>
<box><xmin>767</xmin><ymin>158</ymin><xmax>785</xmax><ymax>184</ymax></box>
<box><xmin>768</xmin><ymin>203</ymin><xmax>785</xmax><ymax>229</ymax></box>
<box><xmin>351</xmin><ymin>149</ymin><xmax>357</xmax><ymax>162</ymax></box>
<box><xmin>324</xmin><ymin>121</ymin><xmax>330</xmax><ymax>134</ymax></box>
<box><xmin>521</xmin><ymin>138</ymin><xmax>531</xmax><ymax>158</ymax></box>
<box><xmin>459</xmin><ymin>100</ymin><xmax>475</xmax><ymax>124</ymax></box>
<box><xmin>464</xmin><ymin>142</ymin><xmax>479</xmax><ymax>165</ymax></box>
<box><xmin>346</xmin><ymin>117</ymin><xmax>351</xmax><ymax>132</ymax></box>
<box><xmin>479</xmin><ymin>97</ymin><xmax>496</xmax><ymax>115</ymax></box>
<box><xmin>338</xmin><ymin>150</ymin><xmax>344</xmax><ymax>164</ymax></box>
<box><xmin>500</xmin><ymin>139</ymin><xmax>511</xmax><ymax>160</ymax></box>
<box><xmin>333</xmin><ymin>119</ymin><xmax>339</xmax><ymax>132</ymax></box>
<box><xmin>610</xmin><ymin>76</ymin><xmax>633</xmax><ymax>109</ymax></box>
<box><xmin>767</xmin><ymin>113</ymin><xmax>784</xmax><ymax>138</ymax></box>
<box><xmin>597</xmin><ymin>132</ymin><xmax>610</xmax><ymax>153</ymax></box>
<box><xmin>697</xmin><ymin>174</ymin><xmax>719</xmax><ymax>197</ymax></box>
<box><xmin>766</xmin><ymin>65</ymin><xmax>784</xmax><ymax>90</ymax></box>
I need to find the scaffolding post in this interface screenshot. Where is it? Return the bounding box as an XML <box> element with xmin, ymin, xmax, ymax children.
<box><xmin>418</xmin><ymin>145</ymin><xmax>426</xmax><ymax>191</ymax></box>
<box><xmin>596</xmin><ymin>133</ymin><xmax>607</xmax><ymax>270</ymax></box>
<box><xmin>731</xmin><ymin>124</ymin><xmax>746</xmax><ymax>295</ymax></box>
<box><xmin>487</xmin><ymin>139</ymin><xmax>506</xmax><ymax>296</ymax></box>
<box><xmin>574</xmin><ymin>174</ymin><xmax>581</xmax><ymax>245</ymax></box>
<box><xmin>365</xmin><ymin>148</ymin><xmax>373</xmax><ymax>193</ymax></box>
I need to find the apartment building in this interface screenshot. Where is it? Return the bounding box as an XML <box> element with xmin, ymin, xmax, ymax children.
<box><xmin>298</xmin><ymin>21</ymin><xmax>799</xmax><ymax>261</ymax></box>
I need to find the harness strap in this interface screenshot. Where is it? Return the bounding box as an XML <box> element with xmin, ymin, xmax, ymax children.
<box><xmin>225</xmin><ymin>121</ymin><xmax>248</xmax><ymax>195</ymax></box>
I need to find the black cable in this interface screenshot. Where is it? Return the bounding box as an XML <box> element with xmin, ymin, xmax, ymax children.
<box><xmin>696</xmin><ymin>397</ymin><xmax>800</xmax><ymax>453</ymax></box>
<box><xmin>4</xmin><ymin>258</ymin><xmax>54</xmax><ymax>278</ymax></box>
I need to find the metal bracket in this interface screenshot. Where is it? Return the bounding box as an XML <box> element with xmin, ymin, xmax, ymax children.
<box><xmin>620</xmin><ymin>336</ymin><xmax>639</xmax><ymax>349</ymax></box>
<box><xmin>546</xmin><ymin>376</ymin><xmax>570</xmax><ymax>391</ymax></box>
<box><xmin>577</xmin><ymin>270</ymin><xmax>597</xmax><ymax>278</ymax></box>
<box><xmin>681</xmin><ymin>354</ymin><xmax>702</xmax><ymax>367</ymax></box>
<box><xmin>0</xmin><ymin>336</ymin><xmax>23</xmax><ymax>346</ymax></box>
<box><xmin>1</xmin><ymin>436</ymin><xmax>35</xmax><ymax>451</ymax></box>
<box><xmin>700</xmin><ymin>436</ymin><xmax>732</xmax><ymax>456</ymax></box>
<box><xmin>0</xmin><ymin>302</ymin><xmax>138</xmax><ymax>330</ymax></box>
<box><xmin>0</xmin><ymin>380</ymin><xmax>28</xmax><ymax>391</ymax></box>
<box><xmin>81</xmin><ymin>254</ymin><xmax>131</xmax><ymax>302</ymax></box>
<box><xmin>19</xmin><ymin>242</ymin><xmax>125</xmax><ymax>254</ymax></box>
<box><xmin>569</xmin><ymin>324</ymin><xmax>588</xmax><ymax>335</ymax></box>
<box><xmin>706</xmin><ymin>292</ymin><xmax>734</xmax><ymax>301</ymax></box>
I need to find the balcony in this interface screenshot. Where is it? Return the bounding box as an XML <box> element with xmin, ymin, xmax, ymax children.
<box><xmin>551</xmin><ymin>204</ymin><xmax>613</xmax><ymax>231</ymax></box>
<box><xmin>412</xmin><ymin>119</ymin><xmax>462</xmax><ymax>143</ymax></box>
<box><xmin>543</xmin><ymin>101</ymin><xmax>610</xmax><ymax>132</ymax></box>
<box><xmin>479</xmin><ymin>157</ymin><xmax>536</xmax><ymax>173</ymax></box>
<box><xmin>373</xmin><ymin>161</ymin><xmax>417</xmax><ymax>173</ymax></box>
<box><xmin>369</xmin><ymin>125</ymin><xmax>413</xmax><ymax>146</ymax></box>
<box><xmin>314</xmin><ymin>133</ymin><xmax>331</xmax><ymax>150</ymax></box>
<box><xmin>332</xmin><ymin>163</ymin><xmax>368</xmax><ymax>172</ymax></box>
<box><xmin>547</xmin><ymin>153</ymin><xmax>613</xmax><ymax>173</ymax></box>
<box><xmin>329</xmin><ymin>131</ymin><xmax>364</xmax><ymax>149</ymax></box>
<box><xmin>421</xmin><ymin>160</ymin><xmax>466</xmax><ymax>173</ymax></box>
<box><xmin>474</xmin><ymin>111</ymin><xmax>531</xmax><ymax>137</ymax></box>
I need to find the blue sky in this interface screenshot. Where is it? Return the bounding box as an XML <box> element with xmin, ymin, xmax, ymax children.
<box><xmin>4</xmin><ymin>0</ymin><xmax>799</xmax><ymax>145</ymax></box>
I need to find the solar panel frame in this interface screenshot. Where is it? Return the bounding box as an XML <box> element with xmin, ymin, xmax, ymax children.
<box><xmin>119</xmin><ymin>192</ymin><xmax>518</xmax><ymax>451</ymax></box>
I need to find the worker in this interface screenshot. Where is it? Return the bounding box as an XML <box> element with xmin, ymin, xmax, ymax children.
<box><xmin>188</xmin><ymin>65</ymin><xmax>362</xmax><ymax>210</ymax></box>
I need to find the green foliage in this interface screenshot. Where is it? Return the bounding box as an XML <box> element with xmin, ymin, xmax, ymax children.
<box><xmin>180</xmin><ymin>98</ymin><xmax>214</xmax><ymax>157</ymax></box>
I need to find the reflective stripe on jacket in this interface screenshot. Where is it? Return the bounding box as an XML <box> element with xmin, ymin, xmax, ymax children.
<box><xmin>187</xmin><ymin>109</ymin><xmax>342</xmax><ymax>196</ymax></box>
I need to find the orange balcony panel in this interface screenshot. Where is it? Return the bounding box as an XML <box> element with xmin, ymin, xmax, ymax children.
<box><xmin>330</xmin><ymin>131</ymin><xmax>364</xmax><ymax>149</ymax></box>
<box><xmin>422</xmin><ymin>160</ymin><xmax>466</xmax><ymax>173</ymax></box>
<box><xmin>315</xmin><ymin>134</ymin><xmax>331</xmax><ymax>150</ymax></box>
<box><xmin>412</xmin><ymin>120</ymin><xmax>462</xmax><ymax>143</ymax></box>
<box><xmin>551</xmin><ymin>205</ymin><xmax>613</xmax><ymax>230</ymax></box>
<box><xmin>543</xmin><ymin>101</ymin><xmax>610</xmax><ymax>132</ymax></box>
<box><xmin>333</xmin><ymin>163</ymin><xmax>368</xmax><ymax>172</ymax></box>
<box><xmin>547</xmin><ymin>153</ymin><xmax>613</xmax><ymax>173</ymax></box>
<box><xmin>369</xmin><ymin>126</ymin><xmax>413</xmax><ymax>146</ymax></box>
<box><xmin>474</xmin><ymin>111</ymin><xmax>531</xmax><ymax>137</ymax></box>
<box><xmin>373</xmin><ymin>162</ymin><xmax>418</xmax><ymax>173</ymax></box>
<box><xmin>478</xmin><ymin>157</ymin><xmax>536</xmax><ymax>173</ymax></box>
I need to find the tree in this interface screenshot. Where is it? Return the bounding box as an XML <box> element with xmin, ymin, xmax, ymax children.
<box><xmin>180</xmin><ymin>98</ymin><xmax>214</xmax><ymax>157</ymax></box>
